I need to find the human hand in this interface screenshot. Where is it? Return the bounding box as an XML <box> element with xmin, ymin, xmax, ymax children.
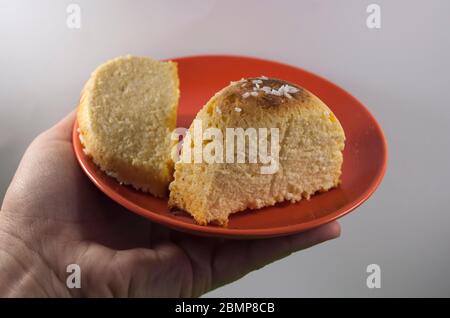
<box><xmin>0</xmin><ymin>111</ymin><xmax>340</xmax><ymax>297</ymax></box>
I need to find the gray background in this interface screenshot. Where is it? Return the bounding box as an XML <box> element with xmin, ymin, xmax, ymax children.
<box><xmin>1</xmin><ymin>0</ymin><xmax>449</xmax><ymax>297</ymax></box>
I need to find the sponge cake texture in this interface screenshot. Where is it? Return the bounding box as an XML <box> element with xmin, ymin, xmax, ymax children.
<box><xmin>77</xmin><ymin>56</ymin><xmax>179</xmax><ymax>197</ymax></box>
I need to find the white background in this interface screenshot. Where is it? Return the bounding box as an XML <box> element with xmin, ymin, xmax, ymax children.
<box><xmin>1</xmin><ymin>0</ymin><xmax>449</xmax><ymax>297</ymax></box>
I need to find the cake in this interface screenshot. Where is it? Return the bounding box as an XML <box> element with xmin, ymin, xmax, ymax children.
<box><xmin>168</xmin><ymin>77</ymin><xmax>345</xmax><ymax>225</ymax></box>
<box><xmin>77</xmin><ymin>55</ymin><xmax>179</xmax><ymax>197</ymax></box>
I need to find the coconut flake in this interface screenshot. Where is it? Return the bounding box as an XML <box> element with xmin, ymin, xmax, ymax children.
<box><xmin>261</xmin><ymin>86</ymin><xmax>272</xmax><ymax>94</ymax></box>
<box><xmin>216</xmin><ymin>107</ymin><xmax>222</xmax><ymax>114</ymax></box>
<box><xmin>285</xmin><ymin>85</ymin><xmax>300</xmax><ymax>93</ymax></box>
<box><xmin>243</xmin><ymin>78</ymin><xmax>299</xmax><ymax>99</ymax></box>
<box><xmin>270</xmin><ymin>89</ymin><xmax>282</xmax><ymax>96</ymax></box>
<box><xmin>234</xmin><ymin>107</ymin><xmax>242</xmax><ymax>112</ymax></box>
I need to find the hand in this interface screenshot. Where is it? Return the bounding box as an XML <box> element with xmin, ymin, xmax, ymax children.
<box><xmin>0</xmin><ymin>111</ymin><xmax>340</xmax><ymax>297</ymax></box>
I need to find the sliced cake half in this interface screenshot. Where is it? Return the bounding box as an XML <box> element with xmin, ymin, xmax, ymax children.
<box><xmin>77</xmin><ymin>56</ymin><xmax>179</xmax><ymax>197</ymax></box>
<box><xmin>169</xmin><ymin>77</ymin><xmax>345</xmax><ymax>225</ymax></box>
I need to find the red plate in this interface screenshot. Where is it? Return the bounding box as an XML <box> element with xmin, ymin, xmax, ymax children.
<box><xmin>73</xmin><ymin>55</ymin><xmax>387</xmax><ymax>239</ymax></box>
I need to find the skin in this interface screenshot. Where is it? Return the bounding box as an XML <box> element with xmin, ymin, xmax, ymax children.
<box><xmin>0</xmin><ymin>112</ymin><xmax>340</xmax><ymax>297</ymax></box>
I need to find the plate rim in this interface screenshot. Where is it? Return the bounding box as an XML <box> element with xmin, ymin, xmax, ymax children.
<box><xmin>72</xmin><ymin>54</ymin><xmax>388</xmax><ymax>239</ymax></box>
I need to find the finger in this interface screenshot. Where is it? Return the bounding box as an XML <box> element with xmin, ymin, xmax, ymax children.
<box><xmin>210</xmin><ymin>221</ymin><xmax>341</xmax><ymax>290</ymax></box>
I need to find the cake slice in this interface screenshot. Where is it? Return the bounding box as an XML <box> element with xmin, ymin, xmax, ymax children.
<box><xmin>168</xmin><ymin>77</ymin><xmax>345</xmax><ymax>225</ymax></box>
<box><xmin>77</xmin><ymin>56</ymin><xmax>179</xmax><ymax>197</ymax></box>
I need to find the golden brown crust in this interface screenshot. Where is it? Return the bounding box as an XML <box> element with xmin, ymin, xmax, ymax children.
<box><xmin>218</xmin><ymin>77</ymin><xmax>310</xmax><ymax>109</ymax></box>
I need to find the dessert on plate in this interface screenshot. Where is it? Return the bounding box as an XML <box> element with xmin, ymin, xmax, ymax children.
<box><xmin>169</xmin><ymin>77</ymin><xmax>345</xmax><ymax>225</ymax></box>
<box><xmin>77</xmin><ymin>56</ymin><xmax>179</xmax><ymax>197</ymax></box>
<box><xmin>76</xmin><ymin>56</ymin><xmax>345</xmax><ymax>226</ymax></box>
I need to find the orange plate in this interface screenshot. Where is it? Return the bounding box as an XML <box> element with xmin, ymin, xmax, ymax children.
<box><xmin>72</xmin><ymin>55</ymin><xmax>387</xmax><ymax>239</ymax></box>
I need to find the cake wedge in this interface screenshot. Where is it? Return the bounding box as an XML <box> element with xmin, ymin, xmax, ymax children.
<box><xmin>169</xmin><ymin>77</ymin><xmax>345</xmax><ymax>225</ymax></box>
<box><xmin>77</xmin><ymin>56</ymin><xmax>179</xmax><ymax>197</ymax></box>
